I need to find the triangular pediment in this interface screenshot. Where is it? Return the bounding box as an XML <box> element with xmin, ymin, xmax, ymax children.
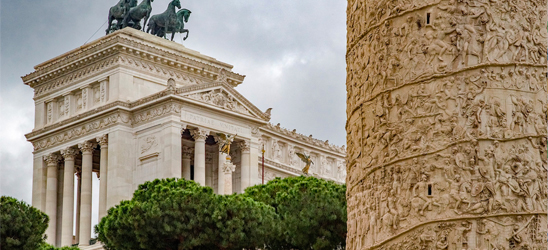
<box><xmin>176</xmin><ymin>82</ymin><xmax>270</xmax><ymax>121</ymax></box>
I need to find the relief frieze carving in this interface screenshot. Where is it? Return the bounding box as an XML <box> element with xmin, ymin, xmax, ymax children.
<box><xmin>31</xmin><ymin>112</ymin><xmax>130</xmax><ymax>152</ymax></box>
<box><xmin>346</xmin><ymin>0</ymin><xmax>547</xmax><ymax>249</ymax></box>
<box><xmin>183</xmin><ymin>89</ymin><xmax>252</xmax><ymax>116</ymax></box>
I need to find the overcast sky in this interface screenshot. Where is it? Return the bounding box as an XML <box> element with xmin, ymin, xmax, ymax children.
<box><xmin>0</xmin><ymin>0</ymin><xmax>347</xmax><ymax>208</ymax></box>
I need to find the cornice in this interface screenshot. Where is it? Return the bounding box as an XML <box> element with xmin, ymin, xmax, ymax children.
<box><xmin>23</xmin><ymin>29</ymin><xmax>246</xmax><ymax>96</ymax></box>
<box><xmin>261</xmin><ymin>123</ymin><xmax>346</xmax><ymax>155</ymax></box>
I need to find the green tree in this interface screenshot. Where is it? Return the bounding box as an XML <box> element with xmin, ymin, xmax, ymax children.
<box><xmin>0</xmin><ymin>196</ymin><xmax>49</xmax><ymax>250</ymax></box>
<box><xmin>244</xmin><ymin>176</ymin><xmax>347</xmax><ymax>250</ymax></box>
<box><xmin>96</xmin><ymin>178</ymin><xmax>277</xmax><ymax>250</ymax></box>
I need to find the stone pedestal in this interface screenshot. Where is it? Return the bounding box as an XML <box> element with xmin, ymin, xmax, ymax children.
<box><xmin>222</xmin><ymin>157</ymin><xmax>236</xmax><ymax>195</ymax></box>
<box><xmin>346</xmin><ymin>0</ymin><xmax>547</xmax><ymax>249</ymax></box>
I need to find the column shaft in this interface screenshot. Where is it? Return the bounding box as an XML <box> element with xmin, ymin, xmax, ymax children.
<box><xmin>182</xmin><ymin>146</ymin><xmax>192</xmax><ymax>180</ymax></box>
<box><xmin>75</xmin><ymin>173</ymin><xmax>81</xmax><ymax>245</ymax></box>
<box><xmin>191</xmin><ymin>129</ymin><xmax>208</xmax><ymax>186</ymax></box>
<box><xmin>44</xmin><ymin>154</ymin><xmax>60</xmax><ymax>246</ymax></box>
<box><xmin>217</xmin><ymin>151</ymin><xmax>226</xmax><ymax>194</ymax></box>
<box><xmin>60</xmin><ymin>148</ymin><xmax>78</xmax><ymax>246</ymax></box>
<box><xmin>97</xmin><ymin>135</ymin><xmax>109</xmax><ymax>221</ymax></box>
<box><xmin>78</xmin><ymin>141</ymin><xmax>95</xmax><ymax>246</ymax></box>
<box><xmin>239</xmin><ymin>141</ymin><xmax>251</xmax><ymax>193</ymax></box>
<box><xmin>193</xmin><ymin>140</ymin><xmax>206</xmax><ymax>185</ymax></box>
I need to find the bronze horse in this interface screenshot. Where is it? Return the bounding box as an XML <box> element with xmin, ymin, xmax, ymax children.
<box><xmin>153</xmin><ymin>9</ymin><xmax>192</xmax><ymax>41</ymax></box>
<box><xmin>146</xmin><ymin>0</ymin><xmax>181</xmax><ymax>41</ymax></box>
<box><xmin>122</xmin><ymin>0</ymin><xmax>154</xmax><ymax>31</ymax></box>
<box><xmin>106</xmin><ymin>0</ymin><xmax>138</xmax><ymax>34</ymax></box>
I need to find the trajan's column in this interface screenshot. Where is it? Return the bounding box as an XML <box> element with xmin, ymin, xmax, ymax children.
<box><xmin>346</xmin><ymin>0</ymin><xmax>547</xmax><ymax>249</ymax></box>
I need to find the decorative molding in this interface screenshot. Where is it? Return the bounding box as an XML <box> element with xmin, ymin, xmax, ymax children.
<box><xmin>139</xmin><ymin>152</ymin><xmax>159</xmax><ymax>161</ymax></box>
<box><xmin>31</xmin><ymin>112</ymin><xmax>130</xmax><ymax>152</ymax></box>
<box><xmin>177</xmin><ymin>82</ymin><xmax>271</xmax><ymax>121</ymax></box>
<box><xmin>24</xmin><ymin>30</ymin><xmax>246</xmax><ymax>98</ymax></box>
<box><xmin>184</xmin><ymin>88</ymin><xmax>252</xmax><ymax>116</ymax></box>
<box><xmin>262</xmin><ymin>123</ymin><xmax>346</xmax><ymax>154</ymax></box>
<box><xmin>131</xmin><ymin>102</ymin><xmax>181</xmax><ymax>125</ymax></box>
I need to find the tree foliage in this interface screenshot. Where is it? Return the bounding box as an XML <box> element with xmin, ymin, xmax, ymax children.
<box><xmin>96</xmin><ymin>178</ymin><xmax>277</xmax><ymax>250</ymax></box>
<box><xmin>244</xmin><ymin>176</ymin><xmax>347</xmax><ymax>250</ymax></box>
<box><xmin>1</xmin><ymin>196</ymin><xmax>49</xmax><ymax>250</ymax></box>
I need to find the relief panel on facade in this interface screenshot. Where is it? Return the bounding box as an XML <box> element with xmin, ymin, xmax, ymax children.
<box><xmin>346</xmin><ymin>0</ymin><xmax>547</xmax><ymax>249</ymax></box>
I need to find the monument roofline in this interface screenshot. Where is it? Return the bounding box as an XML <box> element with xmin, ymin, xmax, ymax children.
<box><xmin>261</xmin><ymin>123</ymin><xmax>346</xmax><ymax>156</ymax></box>
<box><xmin>22</xmin><ymin>28</ymin><xmax>246</xmax><ymax>90</ymax></box>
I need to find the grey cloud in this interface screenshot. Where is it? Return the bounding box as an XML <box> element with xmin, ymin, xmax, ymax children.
<box><xmin>0</xmin><ymin>1</ymin><xmax>347</xmax><ymax>205</ymax></box>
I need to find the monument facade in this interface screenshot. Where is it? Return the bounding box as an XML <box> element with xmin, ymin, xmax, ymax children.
<box><xmin>23</xmin><ymin>28</ymin><xmax>345</xmax><ymax>248</ymax></box>
<box><xmin>346</xmin><ymin>0</ymin><xmax>547</xmax><ymax>249</ymax></box>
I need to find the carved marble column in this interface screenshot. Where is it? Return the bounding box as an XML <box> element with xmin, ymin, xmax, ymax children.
<box><xmin>44</xmin><ymin>153</ymin><xmax>61</xmax><ymax>246</ymax></box>
<box><xmin>96</xmin><ymin>134</ymin><xmax>108</xmax><ymax>221</ymax></box>
<box><xmin>346</xmin><ymin>0</ymin><xmax>547</xmax><ymax>249</ymax></box>
<box><xmin>182</xmin><ymin>146</ymin><xmax>193</xmax><ymax>180</ymax></box>
<box><xmin>78</xmin><ymin>141</ymin><xmax>95</xmax><ymax>246</ymax></box>
<box><xmin>74</xmin><ymin>169</ymin><xmax>82</xmax><ymax>245</ymax></box>
<box><xmin>238</xmin><ymin>140</ymin><xmax>251</xmax><ymax>193</ymax></box>
<box><xmin>222</xmin><ymin>160</ymin><xmax>236</xmax><ymax>195</ymax></box>
<box><xmin>217</xmin><ymin>145</ymin><xmax>226</xmax><ymax>195</ymax></box>
<box><xmin>191</xmin><ymin>128</ymin><xmax>208</xmax><ymax>186</ymax></box>
<box><xmin>60</xmin><ymin>148</ymin><xmax>78</xmax><ymax>246</ymax></box>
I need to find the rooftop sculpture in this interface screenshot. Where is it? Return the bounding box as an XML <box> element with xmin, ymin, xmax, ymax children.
<box><xmin>106</xmin><ymin>0</ymin><xmax>191</xmax><ymax>42</ymax></box>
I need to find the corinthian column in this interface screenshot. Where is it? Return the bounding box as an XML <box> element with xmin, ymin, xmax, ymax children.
<box><xmin>60</xmin><ymin>148</ymin><xmax>78</xmax><ymax>246</ymax></box>
<box><xmin>182</xmin><ymin>146</ymin><xmax>193</xmax><ymax>180</ymax></box>
<box><xmin>96</xmin><ymin>135</ymin><xmax>108</xmax><ymax>221</ymax></box>
<box><xmin>191</xmin><ymin>128</ymin><xmax>209</xmax><ymax>186</ymax></box>
<box><xmin>346</xmin><ymin>0</ymin><xmax>547</xmax><ymax>249</ymax></box>
<box><xmin>238</xmin><ymin>140</ymin><xmax>251</xmax><ymax>193</ymax></box>
<box><xmin>78</xmin><ymin>141</ymin><xmax>96</xmax><ymax>246</ymax></box>
<box><xmin>43</xmin><ymin>153</ymin><xmax>61</xmax><ymax>246</ymax></box>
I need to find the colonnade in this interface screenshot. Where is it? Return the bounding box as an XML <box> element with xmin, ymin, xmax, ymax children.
<box><xmin>43</xmin><ymin>135</ymin><xmax>108</xmax><ymax>247</ymax></box>
<box><xmin>185</xmin><ymin>128</ymin><xmax>252</xmax><ymax>194</ymax></box>
<box><xmin>43</xmin><ymin>128</ymin><xmax>253</xmax><ymax>247</ymax></box>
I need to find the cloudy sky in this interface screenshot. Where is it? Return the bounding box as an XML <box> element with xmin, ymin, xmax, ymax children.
<box><xmin>0</xmin><ymin>0</ymin><xmax>347</xmax><ymax>207</ymax></box>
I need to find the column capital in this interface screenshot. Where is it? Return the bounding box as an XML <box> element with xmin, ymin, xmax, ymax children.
<box><xmin>96</xmin><ymin>134</ymin><xmax>109</xmax><ymax>148</ymax></box>
<box><xmin>43</xmin><ymin>153</ymin><xmax>61</xmax><ymax>166</ymax></box>
<box><xmin>78</xmin><ymin>141</ymin><xmax>97</xmax><ymax>154</ymax></box>
<box><xmin>238</xmin><ymin>140</ymin><xmax>251</xmax><ymax>153</ymax></box>
<box><xmin>61</xmin><ymin>147</ymin><xmax>79</xmax><ymax>160</ymax></box>
<box><xmin>222</xmin><ymin>160</ymin><xmax>236</xmax><ymax>174</ymax></box>
<box><xmin>191</xmin><ymin>128</ymin><xmax>209</xmax><ymax>141</ymax></box>
<box><xmin>182</xmin><ymin>146</ymin><xmax>193</xmax><ymax>159</ymax></box>
<box><xmin>180</xmin><ymin>123</ymin><xmax>188</xmax><ymax>134</ymax></box>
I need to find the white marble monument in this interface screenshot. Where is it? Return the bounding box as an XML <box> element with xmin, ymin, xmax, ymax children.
<box><xmin>23</xmin><ymin>28</ymin><xmax>346</xmax><ymax>248</ymax></box>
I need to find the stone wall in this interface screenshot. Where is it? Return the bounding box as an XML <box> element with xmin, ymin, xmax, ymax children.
<box><xmin>346</xmin><ymin>0</ymin><xmax>547</xmax><ymax>249</ymax></box>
